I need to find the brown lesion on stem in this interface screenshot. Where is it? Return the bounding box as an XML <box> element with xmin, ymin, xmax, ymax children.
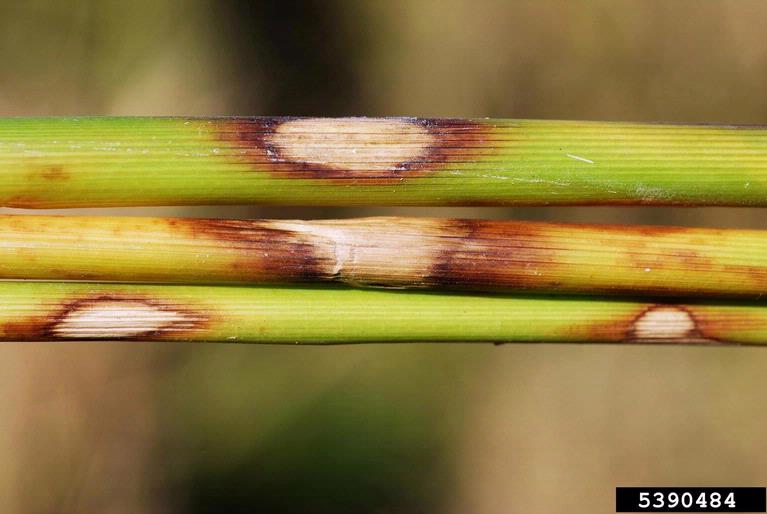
<box><xmin>166</xmin><ymin>218</ymin><xmax>335</xmax><ymax>282</ymax></box>
<box><xmin>2</xmin><ymin>294</ymin><xmax>210</xmax><ymax>341</ymax></box>
<box><xmin>427</xmin><ymin>219</ymin><xmax>566</xmax><ymax>292</ymax></box>
<box><xmin>164</xmin><ymin>216</ymin><xmax>564</xmax><ymax>290</ymax></box>
<box><xmin>214</xmin><ymin>117</ymin><xmax>494</xmax><ymax>183</ymax></box>
<box><xmin>37</xmin><ymin>165</ymin><xmax>70</xmax><ymax>181</ymax></box>
<box><xmin>160</xmin><ymin>217</ymin><xmax>767</xmax><ymax>296</ymax></box>
<box><xmin>1</xmin><ymin>164</ymin><xmax>73</xmax><ymax>207</ymax></box>
<box><xmin>426</xmin><ymin>219</ymin><xmax>767</xmax><ymax>297</ymax></box>
<box><xmin>627</xmin><ymin>305</ymin><xmax>714</xmax><ymax>344</ymax></box>
<box><xmin>575</xmin><ymin>303</ymin><xmax>759</xmax><ymax>345</ymax></box>
<box><xmin>88</xmin><ymin>213</ymin><xmax>766</xmax><ymax>302</ymax></box>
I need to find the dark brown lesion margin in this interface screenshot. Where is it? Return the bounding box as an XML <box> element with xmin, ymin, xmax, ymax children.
<box><xmin>213</xmin><ymin>117</ymin><xmax>494</xmax><ymax>183</ymax></box>
<box><xmin>164</xmin><ymin>217</ymin><xmax>332</xmax><ymax>282</ymax></box>
<box><xmin>2</xmin><ymin>294</ymin><xmax>211</xmax><ymax>341</ymax></box>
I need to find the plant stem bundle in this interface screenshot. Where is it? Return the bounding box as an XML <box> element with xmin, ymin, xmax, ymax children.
<box><xmin>1</xmin><ymin>117</ymin><xmax>766</xmax><ymax>207</ymax></box>
<box><xmin>2</xmin><ymin>282</ymin><xmax>766</xmax><ymax>345</ymax></box>
<box><xmin>1</xmin><ymin>215</ymin><xmax>766</xmax><ymax>298</ymax></box>
<box><xmin>2</xmin><ymin>116</ymin><xmax>767</xmax><ymax>344</ymax></box>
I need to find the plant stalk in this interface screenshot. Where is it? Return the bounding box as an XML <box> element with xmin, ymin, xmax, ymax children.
<box><xmin>0</xmin><ymin>215</ymin><xmax>765</xmax><ymax>298</ymax></box>
<box><xmin>1</xmin><ymin>117</ymin><xmax>766</xmax><ymax>207</ymax></box>
<box><xmin>1</xmin><ymin>282</ymin><xmax>766</xmax><ymax>344</ymax></box>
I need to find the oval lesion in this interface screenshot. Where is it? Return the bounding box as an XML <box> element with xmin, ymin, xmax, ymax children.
<box><xmin>216</xmin><ymin>117</ymin><xmax>492</xmax><ymax>182</ymax></box>
<box><xmin>269</xmin><ymin>118</ymin><xmax>435</xmax><ymax>174</ymax></box>
<box><xmin>629</xmin><ymin>305</ymin><xmax>713</xmax><ymax>343</ymax></box>
<box><xmin>49</xmin><ymin>296</ymin><xmax>208</xmax><ymax>340</ymax></box>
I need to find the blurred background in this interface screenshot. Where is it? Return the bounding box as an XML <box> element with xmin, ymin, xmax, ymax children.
<box><xmin>1</xmin><ymin>0</ymin><xmax>767</xmax><ymax>512</ymax></box>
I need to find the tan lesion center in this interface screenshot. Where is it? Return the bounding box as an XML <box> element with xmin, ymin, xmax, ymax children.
<box><xmin>52</xmin><ymin>299</ymin><xmax>201</xmax><ymax>339</ymax></box>
<box><xmin>266</xmin><ymin>218</ymin><xmax>446</xmax><ymax>287</ymax></box>
<box><xmin>267</xmin><ymin>118</ymin><xmax>435</xmax><ymax>173</ymax></box>
<box><xmin>631</xmin><ymin>306</ymin><xmax>701</xmax><ymax>342</ymax></box>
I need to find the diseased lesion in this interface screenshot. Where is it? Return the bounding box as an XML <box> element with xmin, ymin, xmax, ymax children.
<box><xmin>427</xmin><ymin>219</ymin><xmax>562</xmax><ymax>291</ymax></box>
<box><xmin>215</xmin><ymin>117</ymin><xmax>492</xmax><ymax>182</ymax></box>
<box><xmin>3</xmin><ymin>295</ymin><xmax>209</xmax><ymax>341</ymax></box>
<box><xmin>269</xmin><ymin>118</ymin><xmax>434</xmax><ymax>174</ymax></box>
<box><xmin>38</xmin><ymin>165</ymin><xmax>70</xmax><ymax>181</ymax></box>
<box><xmin>571</xmin><ymin>303</ymin><xmax>735</xmax><ymax>344</ymax></box>
<box><xmin>165</xmin><ymin>218</ymin><xmax>333</xmax><ymax>282</ymax></box>
<box><xmin>51</xmin><ymin>299</ymin><xmax>203</xmax><ymax>339</ymax></box>
<box><xmin>289</xmin><ymin>217</ymin><xmax>446</xmax><ymax>287</ymax></box>
<box><xmin>628</xmin><ymin>305</ymin><xmax>716</xmax><ymax>344</ymax></box>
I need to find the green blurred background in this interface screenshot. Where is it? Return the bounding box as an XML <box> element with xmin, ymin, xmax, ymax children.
<box><xmin>1</xmin><ymin>1</ymin><xmax>767</xmax><ymax>512</ymax></box>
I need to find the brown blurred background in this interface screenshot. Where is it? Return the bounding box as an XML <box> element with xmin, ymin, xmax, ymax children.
<box><xmin>1</xmin><ymin>1</ymin><xmax>767</xmax><ymax>512</ymax></box>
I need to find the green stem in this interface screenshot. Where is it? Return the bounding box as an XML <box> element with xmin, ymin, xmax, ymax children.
<box><xmin>1</xmin><ymin>282</ymin><xmax>765</xmax><ymax>344</ymax></box>
<box><xmin>0</xmin><ymin>117</ymin><xmax>765</xmax><ymax>207</ymax></box>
